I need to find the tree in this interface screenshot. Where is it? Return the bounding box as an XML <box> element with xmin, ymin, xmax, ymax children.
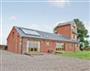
<box><xmin>74</xmin><ymin>19</ymin><xmax>89</xmax><ymax>50</ymax></box>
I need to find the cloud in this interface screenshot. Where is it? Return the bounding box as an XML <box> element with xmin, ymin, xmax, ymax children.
<box><xmin>10</xmin><ymin>16</ymin><xmax>17</xmax><ymax>20</ymax></box>
<box><xmin>48</xmin><ymin>0</ymin><xmax>70</xmax><ymax>8</ymax></box>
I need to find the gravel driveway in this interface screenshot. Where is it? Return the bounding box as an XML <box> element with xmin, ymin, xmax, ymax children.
<box><xmin>0</xmin><ymin>50</ymin><xmax>90</xmax><ymax>71</ymax></box>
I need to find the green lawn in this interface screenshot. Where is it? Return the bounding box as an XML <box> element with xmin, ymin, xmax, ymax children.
<box><xmin>62</xmin><ymin>51</ymin><xmax>90</xmax><ymax>60</ymax></box>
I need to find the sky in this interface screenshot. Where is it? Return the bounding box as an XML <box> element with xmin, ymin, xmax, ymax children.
<box><xmin>0</xmin><ymin>0</ymin><xmax>90</xmax><ymax>45</ymax></box>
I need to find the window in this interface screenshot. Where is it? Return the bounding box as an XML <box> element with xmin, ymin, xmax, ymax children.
<box><xmin>31</xmin><ymin>48</ymin><xmax>33</xmax><ymax>51</ymax></box>
<box><xmin>34</xmin><ymin>48</ymin><xmax>37</xmax><ymax>51</ymax></box>
<box><xmin>56</xmin><ymin>43</ymin><xmax>64</xmax><ymax>51</ymax></box>
<box><xmin>56</xmin><ymin>48</ymin><xmax>64</xmax><ymax>51</ymax></box>
<box><xmin>72</xmin><ymin>24</ymin><xmax>77</xmax><ymax>34</ymax></box>
<box><xmin>72</xmin><ymin>34</ymin><xmax>77</xmax><ymax>39</ymax></box>
<box><xmin>27</xmin><ymin>40</ymin><xmax>39</xmax><ymax>52</ymax></box>
<box><xmin>72</xmin><ymin>24</ymin><xmax>76</xmax><ymax>30</ymax></box>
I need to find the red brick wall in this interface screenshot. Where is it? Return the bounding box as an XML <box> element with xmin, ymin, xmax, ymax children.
<box><xmin>55</xmin><ymin>24</ymin><xmax>72</xmax><ymax>38</ymax></box>
<box><xmin>64</xmin><ymin>42</ymin><xmax>74</xmax><ymax>51</ymax></box>
<box><xmin>64</xmin><ymin>42</ymin><xmax>80</xmax><ymax>52</ymax></box>
<box><xmin>40</xmin><ymin>40</ymin><xmax>56</xmax><ymax>53</ymax></box>
<box><xmin>7</xmin><ymin>27</ymin><xmax>22</xmax><ymax>54</ymax></box>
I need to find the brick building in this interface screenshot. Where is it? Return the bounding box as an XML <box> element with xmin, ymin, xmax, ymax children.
<box><xmin>7</xmin><ymin>21</ymin><xmax>80</xmax><ymax>54</ymax></box>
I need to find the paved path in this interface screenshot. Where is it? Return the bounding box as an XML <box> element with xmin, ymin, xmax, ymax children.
<box><xmin>0</xmin><ymin>50</ymin><xmax>90</xmax><ymax>71</ymax></box>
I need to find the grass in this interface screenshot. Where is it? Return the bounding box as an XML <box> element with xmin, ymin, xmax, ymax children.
<box><xmin>61</xmin><ymin>51</ymin><xmax>90</xmax><ymax>60</ymax></box>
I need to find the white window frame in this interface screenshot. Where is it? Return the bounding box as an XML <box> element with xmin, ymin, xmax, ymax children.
<box><xmin>26</xmin><ymin>41</ymin><xmax>30</xmax><ymax>52</ymax></box>
<box><xmin>26</xmin><ymin>40</ymin><xmax>40</xmax><ymax>52</ymax></box>
<box><xmin>56</xmin><ymin>43</ymin><xmax>64</xmax><ymax>51</ymax></box>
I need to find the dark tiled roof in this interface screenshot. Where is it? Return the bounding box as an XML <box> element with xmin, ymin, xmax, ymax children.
<box><xmin>15</xmin><ymin>26</ymin><xmax>79</xmax><ymax>43</ymax></box>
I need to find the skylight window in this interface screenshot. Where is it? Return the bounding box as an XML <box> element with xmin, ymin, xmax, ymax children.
<box><xmin>22</xmin><ymin>28</ymin><xmax>40</xmax><ymax>36</ymax></box>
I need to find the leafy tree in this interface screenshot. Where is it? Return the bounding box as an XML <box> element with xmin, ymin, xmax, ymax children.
<box><xmin>74</xmin><ymin>19</ymin><xmax>89</xmax><ymax>50</ymax></box>
<box><xmin>84</xmin><ymin>40</ymin><xmax>89</xmax><ymax>48</ymax></box>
